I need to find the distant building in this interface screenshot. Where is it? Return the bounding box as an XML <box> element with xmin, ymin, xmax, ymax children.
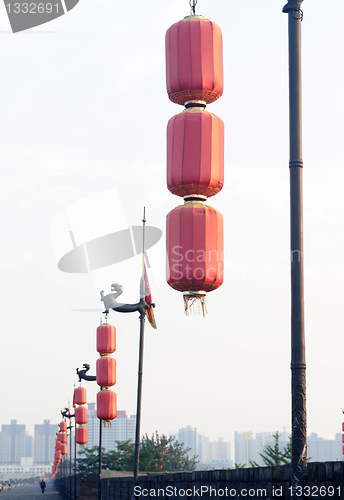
<box><xmin>307</xmin><ymin>433</ymin><xmax>342</xmax><ymax>462</ymax></box>
<box><xmin>198</xmin><ymin>435</ymin><xmax>232</xmax><ymax>468</ymax></box>
<box><xmin>25</xmin><ymin>433</ymin><xmax>33</xmax><ymax>458</ymax></box>
<box><xmin>85</xmin><ymin>404</ymin><xmax>136</xmax><ymax>453</ymax></box>
<box><xmin>33</xmin><ymin>420</ymin><xmax>58</xmax><ymax>465</ymax></box>
<box><xmin>178</xmin><ymin>426</ymin><xmax>197</xmax><ymax>458</ymax></box>
<box><xmin>0</xmin><ymin>420</ymin><xmax>26</xmax><ymax>465</ymax></box>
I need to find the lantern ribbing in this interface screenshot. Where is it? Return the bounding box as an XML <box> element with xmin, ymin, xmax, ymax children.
<box><xmin>165</xmin><ymin>13</ymin><xmax>224</xmax><ymax>314</ymax></box>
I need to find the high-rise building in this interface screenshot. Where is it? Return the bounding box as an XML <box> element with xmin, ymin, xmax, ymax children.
<box><xmin>0</xmin><ymin>420</ymin><xmax>26</xmax><ymax>464</ymax></box>
<box><xmin>85</xmin><ymin>404</ymin><xmax>136</xmax><ymax>453</ymax></box>
<box><xmin>307</xmin><ymin>433</ymin><xmax>343</xmax><ymax>462</ymax></box>
<box><xmin>33</xmin><ymin>420</ymin><xmax>58</xmax><ymax>465</ymax></box>
<box><xmin>178</xmin><ymin>426</ymin><xmax>197</xmax><ymax>458</ymax></box>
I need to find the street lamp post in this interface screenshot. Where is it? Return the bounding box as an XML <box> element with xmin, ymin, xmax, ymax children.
<box><xmin>283</xmin><ymin>0</ymin><xmax>307</xmax><ymax>495</ymax></box>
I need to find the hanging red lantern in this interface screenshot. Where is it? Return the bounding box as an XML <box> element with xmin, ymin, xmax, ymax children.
<box><xmin>76</xmin><ymin>425</ymin><xmax>88</xmax><ymax>445</ymax></box>
<box><xmin>96</xmin><ymin>324</ymin><xmax>116</xmax><ymax>355</ymax></box>
<box><xmin>97</xmin><ymin>389</ymin><xmax>117</xmax><ymax>424</ymax></box>
<box><xmin>75</xmin><ymin>406</ymin><xmax>88</xmax><ymax>425</ymax></box>
<box><xmin>166</xmin><ymin>15</ymin><xmax>223</xmax><ymax>106</ymax></box>
<box><xmin>74</xmin><ymin>386</ymin><xmax>86</xmax><ymax>405</ymax></box>
<box><xmin>55</xmin><ymin>451</ymin><xmax>62</xmax><ymax>461</ymax></box>
<box><xmin>167</xmin><ymin>107</ymin><xmax>224</xmax><ymax>199</ymax></box>
<box><xmin>60</xmin><ymin>444</ymin><xmax>67</xmax><ymax>455</ymax></box>
<box><xmin>59</xmin><ymin>421</ymin><xmax>67</xmax><ymax>432</ymax></box>
<box><xmin>58</xmin><ymin>432</ymin><xmax>67</xmax><ymax>444</ymax></box>
<box><xmin>96</xmin><ymin>356</ymin><xmax>116</xmax><ymax>388</ymax></box>
<box><xmin>166</xmin><ymin>202</ymin><xmax>223</xmax><ymax>314</ymax></box>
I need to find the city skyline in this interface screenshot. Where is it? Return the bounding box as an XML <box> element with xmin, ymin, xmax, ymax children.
<box><xmin>0</xmin><ymin>0</ymin><xmax>343</xmax><ymax>447</ymax></box>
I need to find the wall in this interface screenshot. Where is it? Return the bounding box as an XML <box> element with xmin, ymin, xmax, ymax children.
<box><xmin>55</xmin><ymin>462</ymin><xmax>344</xmax><ymax>499</ymax></box>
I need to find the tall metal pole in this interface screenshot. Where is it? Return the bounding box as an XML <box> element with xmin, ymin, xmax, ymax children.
<box><xmin>98</xmin><ymin>388</ymin><xmax>103</xmax><ymax>500</ymax></box>
<box><xmin>283</xmin><ymin>0</ymin><xmax>307</xmax><ymax>495</ymax></box>
<box><xmin>132</xmin><ymin>209</ymin><xmax>147</xmax><ymax>498</ymax></box>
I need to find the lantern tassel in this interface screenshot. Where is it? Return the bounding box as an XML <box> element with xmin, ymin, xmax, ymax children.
<box><xmin>103</xmin><ymin>420</ymin><xmax>112</xmax><ymax>429</ymax></box>
<box><xmin>183</xmin><ymin>293</ymin><xmax>208</xmax><ymax>317</ymax></box>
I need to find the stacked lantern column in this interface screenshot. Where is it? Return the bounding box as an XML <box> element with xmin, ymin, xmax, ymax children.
<box><xmin>96</xmin><ymin>323</ymin><xmax>117</xmax><ymax>427</ymax></box>
<box><xmin>58</xmin><ymin>420</ymin><xmax>68</xmax><ymax>457</ymax></box>
<box><xmin>74</xmin><ymin>385</ymin><xmax>88</xmax><ymax>448</ymax></box>
<box><xmin>165</xmin><ymin>14</ymin><xmax>224</xmax><ymax>315</ymax></box>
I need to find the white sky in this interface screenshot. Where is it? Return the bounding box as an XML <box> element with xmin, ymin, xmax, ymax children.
<box><xmin>0</xmin><ymin>0</ymin><xmax>343</xmax><ymax>456</ymax></box>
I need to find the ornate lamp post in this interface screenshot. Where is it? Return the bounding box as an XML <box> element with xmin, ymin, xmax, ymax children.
<box><xmin>283</xmin><ymin>0</ymin><xmax>307</xmax><ymax>495</ymax></box>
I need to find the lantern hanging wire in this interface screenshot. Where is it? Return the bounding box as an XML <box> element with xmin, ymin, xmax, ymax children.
<box><xmin>189</xmin><ymin>0</ymin><xmax>197</xmax><ymax>15</ymax></box>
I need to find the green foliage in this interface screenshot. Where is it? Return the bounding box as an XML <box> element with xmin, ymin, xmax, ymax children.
<box><xmin>77</xmin><ymin>446</ymin><xmax>102</xmax><ymax>474</ymax></box>
<box><xmin>234</xmin><ymin>463</ymin><xmax>246</xmax><ymax>469</ymax></box>
<box><xmin>77</xmin><ymin>432</ymin><xmax>198</xmax><ymax>474</ymax></box>
<box><xmin>249</xmin><ymin>461</ymin><xmax>259</xmax><ymax>468</ymax></box>
<box><xmin>260</xmin><ymin>432</ymin><xmax>291</xmax><ymax>466</ymax></box>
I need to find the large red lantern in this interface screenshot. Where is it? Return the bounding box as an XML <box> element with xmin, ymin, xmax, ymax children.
<box><xmin>96</xmin><ymin>356</ymin><xmax>116</xmax><ymax>388</ymax></box>
<box><xmin>74</xmin><ymin>386</ymin><xmax>86</xmax><ymax>405</ymax></box>
<box><xmin>96</xmin><ymin>324</ymin><xmax>116</xmax><ymax>355</ymax></box>
<box><xmin>166</xmin><ymin>15</ymin><xmax>223</xmax><ymax>106</ymax></box>
<box><xmin>76</xmin><ymin>425</ymin><xmax>88</xmax><ymax>446</ymax></box>
<box><xmin>60</xmin><ymin>444</ymin><xmax>67</xmax><ymax>456</ymax></box>
<box><xmin>75</xmin><ymin>406</ymin><xmax>88</xmax><ymax>425</ymax></box>
<box><xmin>97</xmin><ymin>389</ymin><xmax>117</xmax><ymax>425</ymax></box>
<box><xmin>167</xmin><ymin>107</ymin><xmax>224</xmax><ymax>199</ymax></box>
<box><xmin>166</xmin><ymin>202</ymin><xmax>223</xmax><ymax>314</ymax></box>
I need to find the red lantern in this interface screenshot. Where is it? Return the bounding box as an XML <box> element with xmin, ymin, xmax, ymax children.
<box><xmin>166</xmin><ymin>202</ymin><xmax>223</xmax><ymax>314</ymax></box>
<box><xmin>74</xmin><ymin>386</ymin><xmax>86</xmax><ymax>405</ymax></box>
<box><xmin>167</xmin><ymin>108</ymin><xmax>224</xmax><ymax>199</ymax></box>
<box><xmin>60</xmin><ymin>444</ymin><xmax>67</xmax><ymax>455</ymax></box>
<box><xmin>58</xmin><ymin>432</ymin><xmax>67</xmax><ymax>444</ymax></box>
<box><xmin>59</xmin><ymin>421</ymin><xmax>67</xmax><ymax>432</ymax></box>
<box><xmin>166</xmin><ymin>15</ymin><xmax>223</xmax><ymax>106</ymax></box>
<box><xmin>97</xmin><ymin>324</ymin><xmax>116</xmax><ymax>355</ymax></box>
<box><xmin>96</xmin><ymin>356</ymin><xmax>116</xmax><ymax>388</ymax></box>
<box><xmin>75</xmin><ymin>406</ymin><xmax>88</xmax><ymax>425</ymax></box>
<box><xmin>76</xmin><ymin>425</ymin><xmax>88</xmax><ymax>445</ymax></box>
<box><xmin>97</xmin><ymin>389</ymin><xmax>117</xmax><ymax>422</ymax></box>
<box><xmin>55</xmin><ymin>451</ymin><xmax>62</xmax><ymax>460</ymax></box>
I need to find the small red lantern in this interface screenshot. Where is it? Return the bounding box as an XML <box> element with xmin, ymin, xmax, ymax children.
<box><xmin>74</xmin><ymin>386</ymin><xmax>86</xmax><ymax>405</ymax></box>
<box><xmin>166</xmin><ymin>202</ymin><xmax>223</xmax><ymax>314</ymax></box>
<box><xmin>97</xmin><ymin>389</ymin><xmax>117</xmax><ymax>425</ymax></box>
<box><xmin>59</xmin><ymin>421</ymin><xmax>67</xmax><ymax>432</ymax></box>
<box><xmin>75</xmin><ymin>406</ymin><xmax>88</xmax><ymax>425</ymax></box>
<box><xmin>58</xmin><ymin>432</ymin><xmax>67</xmax><ymax>444</ymax></box>
<box><xmin>96</xmin><ymin>356</ymin><xmax>116</xmax><ymax>388</ymax></box>
<box><xmin>76</xmin><ymin>425</ymin><xmax>88</xmax><ymax>446</ymax></box>
<box><xmin>60</xmin><ymin>444</ymin><xmax>67</xmax><ymax>456</ymax></box>
<box><xmin>55</xmin><ymin>451</ymin><xmax>62</xmax><ymax>460</ymax></box>
<box><xmin>97</xmin><ymin>324</ymin><xmax>116</xmax><ymax>355</ymax></box>
<box><xmin>166</xmin><ymin>15</ymin><xmax>223</xmax><ymax>106</ymax></box>
<box><xmin>167</xmin><ymin>108</ymin><xmax>224</xmax><ymax>199</ymax></box>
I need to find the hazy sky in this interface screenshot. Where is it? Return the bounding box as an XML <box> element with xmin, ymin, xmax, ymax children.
<box><xmin>0</xmin><ymin>0</ymin><xmax>343</xmax><ymax>455</ymax></box>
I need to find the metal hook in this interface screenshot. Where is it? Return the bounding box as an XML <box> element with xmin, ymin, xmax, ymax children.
<box><xmin>189</xmin><ymin>0</ymin><xmax>197</xmax><ymax>15</ymax></box>
<box><xmin>293</xmin><ymin>9</ymin><xmax>303</xmax><ymax>21</ymax></box>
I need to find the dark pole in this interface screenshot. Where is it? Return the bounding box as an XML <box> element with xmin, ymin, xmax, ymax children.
<box><xmin>132</xmin><ymin>314</ymin><xmax>145</xmax><ymax>496</ymax></box>
<box><xmin>74</xmin><ymin>424</ymin><xmax>77</xmax><ymax>500</ymax></box>
<box><xmin>283</xmin><ymin>0</ymin><xmax>307</xmax><ymax>495</ymax></box>
<box><xmin>132</xmin><ymin>209</ymin><xmax>147</xmax><ymax>499</ymax></box>
<box><xmin>98</xmin><ymin>387</ymin><xmax>103</xmax><ymax>500</ymax></box>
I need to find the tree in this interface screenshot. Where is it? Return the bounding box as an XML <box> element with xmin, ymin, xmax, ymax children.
<box><xmin>77</xmin><ymin>446</ymin><xmax>103</xmax><ymax>473</ymax></box>
<box><xmin>139</xmin><ymin>432</ymin><xmax>198</xmax><ymax>472</ymax></box>
<box><xmin>77</xmin><ymin>432</ymin><xmax>198</xmax><ymax>474</ymax></box>
<box><xmin>260</xmin><ymin>432</ymin><xmax>291</xmax><ymax>466</ymax></box>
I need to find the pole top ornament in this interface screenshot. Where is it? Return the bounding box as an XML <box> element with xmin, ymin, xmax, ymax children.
<box><xmin>282</xmin><ymin>0</ymin><xmax>304</xmax><ymax>13</ymax></box>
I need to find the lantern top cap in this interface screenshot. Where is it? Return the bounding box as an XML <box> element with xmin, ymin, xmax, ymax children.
<box><xmin>182</xmin><ymin>14</ymin><xmax>206</xmax><ymax>21</ymax></box>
